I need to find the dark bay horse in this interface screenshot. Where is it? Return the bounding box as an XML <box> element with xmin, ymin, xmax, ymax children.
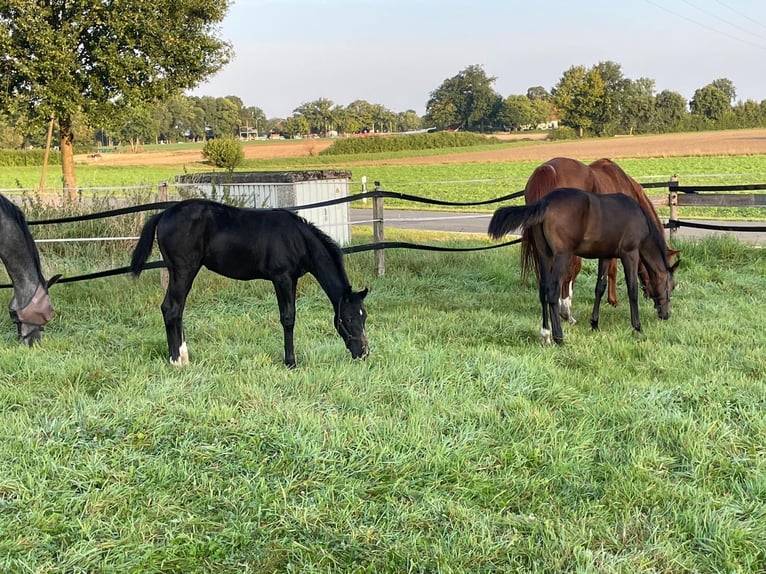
<box><xmin>1</xmin><ymin>194</ymin><xmax>59</xmax><ymax>345</ymax></box>
<box><xmin>522</xmin><ymin>157</ymin><xmax>679</xmax><ymax>322</ymax></box>
<box><xmin>130</xmin><ymin>199</ymin><xmax>369</xmax><ymax>367</ymax></box>
<box><xmin>489</xmin><ymin>187</ymin><xmax>678</xmax><ymax>345</ymax></box>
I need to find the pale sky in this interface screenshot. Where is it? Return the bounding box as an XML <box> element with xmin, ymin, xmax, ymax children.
<box><xmin>192</xmin><ymin>0</ymin><xmax>766</xmax><ymax>118</ymax></box>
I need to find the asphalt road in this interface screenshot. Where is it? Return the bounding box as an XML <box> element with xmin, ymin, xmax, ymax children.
<box><xmin>350</xmin><ymin>208</ymin><xmax>766</xmax><ymax>245</ymax></box>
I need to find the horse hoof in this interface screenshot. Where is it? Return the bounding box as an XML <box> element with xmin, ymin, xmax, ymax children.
<box><xmin>540</xmin><ymin>328</ymin><xmax>553</xmax><ymax>345</ymax></box>
<box><xmin>590</xmin><ymin>320</ymin><xmax>599</xmax><ymax>331</ymax></box>
<box><xmin>554</xmin><ymin>337</ymin><xmax>564</xmax><ymax>345</ymax></box>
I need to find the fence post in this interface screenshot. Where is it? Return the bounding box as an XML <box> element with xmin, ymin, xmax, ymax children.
<box><xmin>668</xmin><ymin>175</ymin><xmax>679</xmax><ymax>240</ymax></box>
<box><xmin>158</xmin><ymin>181</ymin><xmax>169</xmax><ymax>288</ymax></box>
<box><xmin>372</xmin><ymin>182</ymin><xmax>385</xmax><ymax>277</ymax></box>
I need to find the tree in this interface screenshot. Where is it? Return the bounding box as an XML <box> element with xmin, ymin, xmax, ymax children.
<box><xmin>553</xmin><ymin>65</ymin><xmax>606</xmax><ymax>137</ymax></box>
<box><xmin>591</xmin><ymin>60</ymin><xmax>628</xmax><ymax>135</ymax></box>
<box><xmin>653</xmin><ymin>90</ymin><xmax>687</xmax><ymax>133</ymax></box>
<box><xmin>396</xmin><ymin>110</ymin><xmax>423</xmax><ymax>132</ymax></box>
<box><xmin>709</xmin><ymin>78</ymin><xmax>736</xmax><ymax>104</ymax></box>
<box><xmin>619</xmin><ymin>78</ymin><xmax>656</xmax><ymax>135</ymax></box>
<box><xmin>499</xmin><ymin>95</ymin><xmax>535</xmax><ymax>131</ymax></box>
<box><xmin>425</xmin><ymin>65</ymin><xmax>500</xmax><ymax>132</ymax></box>
<box><xmin>0</xmin><ymin>1</ymin><xmax>232</xmax><ymax>196</ymax></box>
<box><xmin>294</xmin><ymin>98</ymin><xmax>337</xmax><ymax>136</ymax></box>
<box><xmin>282</xmin><ymin>115</ymin><xmax>310</xmax><ymax>138</ymax></box>
<box><xmin>690</xmin><ymin>85</ymin><xmax>730</xmax><ymax>121</ymax></box>
<box><xmin>526</xmin><ymin>86</ymin><xmax>551</xmax><ymax>101</ymax></box>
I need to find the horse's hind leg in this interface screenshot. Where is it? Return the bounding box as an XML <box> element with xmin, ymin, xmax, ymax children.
<box><xmin>606</xmin><ymin>258</ymin><xmax>619</xmax><ymax>307</ymax></box>
<box><xmin>559</xmin><ymin>256</ymin><xmax>581</xmax><ymax>324</ymax></box>
<box><xmin>161</xmin><ymin>267</ymin><xmax>198</xmax><ymax>366</ymax></box>
<box><xmin>548</xmin><ymin>254</ymin><xmax>572</xmax><ymax>344</ymax></box>
<box><xmin>590</xmin><ymin>259</ymin><xmax>611</xmax><ymax>331</ymax></box>
<box><xmin>273</xmin><ymin>276</ymin><xmax>298</xmax><ymax>368</ymax></box>
<box><xmin>537</xmin><ymin>259</ymin><xmax>552</xmax><ymax>345</ymax></box>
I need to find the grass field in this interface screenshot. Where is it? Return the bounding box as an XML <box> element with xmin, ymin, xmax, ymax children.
<box><xmin>1</xmin><ymin>132</ymin><xmax>765</xmax><ymax>571</ymax></box>
<box><xmin>0</xmin><ymin>227</ymin><xmax>765</xmax><ymax>572</ymax></box>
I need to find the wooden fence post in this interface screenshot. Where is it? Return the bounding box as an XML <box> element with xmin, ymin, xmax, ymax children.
<box><xmin>372</xmin><ymin>182</ymin><xmax>385</xmax><ymax>277</ymax></box>
<box><xmin>668</xmin><ymin>175</ymin><xmax>679</xmax><ymax>240</ymax></box>
<box><xmin>158</xmin><ymin>181</ymin><xmax>169</xmax><ymax>288</ymax></box>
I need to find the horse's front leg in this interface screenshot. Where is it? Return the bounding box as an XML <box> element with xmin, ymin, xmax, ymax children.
<box><xmin>590</xmin><ymin>259</ymin><xmax>611</xmax><ymax>331</ymax></box>
<box><xmin>606</xmin><ymin>258</ymin><xmax>619</xmax><ymax>307</ymax></box>
<box><xmin>622</xmin><ymin>253</ymin><xmax>642</xmax><ymax>333</ymax></box>
<box><xmin>273</xmin><ymin>277</ymin><xmax>298</xmax><ymax>368</ymax></box>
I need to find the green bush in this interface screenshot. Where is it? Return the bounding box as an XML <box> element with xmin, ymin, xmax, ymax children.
<box><xmin>548</xmin><ymin>126</ymin><xmax>579</xmax><ymax>141</ymax></box>
<box><xmin>319</xmin><ymin>131</ymin><xmax>503</xmax><ymax>156</ymax></box>
<box><xmin>201</xmin><ymin>138</ymin><xmax>244</xmax><ymax>170</ymax></box>
<box><xmin>0</xmin><ymin>149</ymin><xmax>62</xmax><ymax>167</ymax></box>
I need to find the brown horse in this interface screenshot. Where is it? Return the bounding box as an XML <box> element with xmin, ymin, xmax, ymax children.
<box><xmin>522</xmin><ymin>157</ymin><xmax>679</xmax><ymax>322</ymax></box>
<box><xmin>489</xmin><ymin>187</ymin><xmax>678</xmax><ymax>345</ymax></box>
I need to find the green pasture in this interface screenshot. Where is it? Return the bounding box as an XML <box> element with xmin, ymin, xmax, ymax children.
<box><xmin>2</xmin><ymin>143</ymin><xmax>766</xmax><ymax>220</ymax></box>
<box><xmin>0</xmin><ymin>222</ymin><xmax>764</xmax><ymax>571</ymax></box>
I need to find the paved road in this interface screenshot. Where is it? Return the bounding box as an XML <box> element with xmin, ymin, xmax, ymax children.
<box><xmin>350</xmin><ymin>208</ymin><xmax>766</xmax><ymax>245</ymax></box>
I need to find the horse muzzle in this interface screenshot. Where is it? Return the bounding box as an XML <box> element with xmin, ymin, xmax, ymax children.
<box><xmin>10</xmin><ymin>284</ymin><xmax>54</xmax><ymax>345</ymax></box>
<box><xmin>347</xmin><ymin>335</ymin><xmax>370</xmax><ymax>360</ymax></box>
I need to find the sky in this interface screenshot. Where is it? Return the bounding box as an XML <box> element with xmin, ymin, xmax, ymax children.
<box><xmin>192</xmin><ymin>0</ymin><xmax>766</xmax><ymax>119</ymax></box>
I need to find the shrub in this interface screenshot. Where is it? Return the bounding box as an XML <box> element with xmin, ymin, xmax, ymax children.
<box><xmin>548</xmin><ymin>126</ymin><xmax>579</xmax><ymax>141</ymax></box>
<box><xmin>201</xmin><ymin>138</ymin><xmax>244</xmax><ymax>170</ymax></box>
<box><xmin>319</xmin><ymin>131</ymin><xmax>503</xmax><ymax>156</ymax></box>
<box><xmin>0</xmin><ymin>149</ymin><xmax>62</xmax><ymax>167</ymax></box>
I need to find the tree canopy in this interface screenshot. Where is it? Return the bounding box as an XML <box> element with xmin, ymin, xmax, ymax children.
<box><xmin>0</xmin><ymin>0</ymin><xmax>232</xmax><ymax>193</ymax></box>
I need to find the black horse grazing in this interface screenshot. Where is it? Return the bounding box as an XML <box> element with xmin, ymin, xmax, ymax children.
<box><xmin>488</xmin><ymin>187</ymin><xmax>678</xmax><ymax>345</ymax></box>
<box><xmin>0</xmin><ymin>194</ymin><xmax>60</xmax><ymax>345</ymax></box>
<box><xmin>130</xmin><ymin>199</ymin><xmax>369</xmax><ymax>367</ymax></box>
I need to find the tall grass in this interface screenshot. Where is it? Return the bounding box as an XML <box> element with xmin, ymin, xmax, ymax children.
<box><xmin>0</xmin><ymin>225</ymin><xmax>764</xmax><ymax>572</ymax></box>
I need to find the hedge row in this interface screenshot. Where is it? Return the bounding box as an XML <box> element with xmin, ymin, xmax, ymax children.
<box><xmin>0</xmin><ymin>149</ymin><xmax>62</xmax><ymax>167</ymax></box>
<box><xmin>319</xmin><ymin>131</ymin><xmax>503</xmax><ymax>156</ymax></box>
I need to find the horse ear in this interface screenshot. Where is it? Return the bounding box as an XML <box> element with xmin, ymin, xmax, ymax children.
<box><xmin>668</xmin><ymin>248</ymin><xmax>681</xmax><ymax>260</ymax></box>
<box><xmin>46</xmin><ymin>274</ymin><xmax>63</xmax><ymax>288</ymax></box>
<box><xmin>358</xmin><ymin>287</ymin><xmax>369</xmax><ymax>299</ymax></box>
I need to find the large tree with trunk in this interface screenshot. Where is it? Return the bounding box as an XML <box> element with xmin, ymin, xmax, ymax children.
<box><xmin>0</xmin><ymin>0</ymin><xmax>232</xmax><ymax>196</ymax></box>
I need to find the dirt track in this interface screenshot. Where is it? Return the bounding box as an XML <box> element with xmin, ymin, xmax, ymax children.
<box><xmin>77</xmin><ymin>129</ymin><xmax>766</xmax><ymax>168</ymax></box>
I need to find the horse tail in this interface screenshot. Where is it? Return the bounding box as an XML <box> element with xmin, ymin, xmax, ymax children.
<box><xmin>489</xmin><ymin>201</ymin><xmax>549</xmax><ymax>282</ymax></box>
<box><xmin>524</xmin><ymin>164</ymin><xmax>557</xmax><ymax>203</ymax></box>
<box><xmin>130</xmin><ymin>212</ymin><xmax>163</xmax><ymax>278</ymax></box>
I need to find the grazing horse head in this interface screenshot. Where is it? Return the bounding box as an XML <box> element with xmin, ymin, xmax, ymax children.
<box><xmin>334</xmin><ymin>287</ymin><xmax>370</xmax><ymax>359</ymax></box>
<box><xmin>645</xmin><ymin>259</ymin><xmax>680</xmax><ymax>320</ymax></box>
<box><xmin>9</xmin><ymin>274</ymin><xmax>61</xmax><ymax>345</ymax></box>
<box><xmin>0</xmin><ymin>194</ymin><xmax>59</xmax><ymax>345</ymax></box>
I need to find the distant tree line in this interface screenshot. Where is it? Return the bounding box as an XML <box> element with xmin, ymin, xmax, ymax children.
<box><xmin>2</xmin><ymin>61</ymin><xmax>766</xmax><ymax>153</ymax></box>
<box><xmin>425</xmin><ymin>63</ymin><xmax>766</xmax><ymax>137</ymax></box>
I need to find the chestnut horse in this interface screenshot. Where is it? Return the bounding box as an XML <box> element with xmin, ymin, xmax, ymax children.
<box><xmin>522</xmin><ymin>157</ymin><xmax>679</xmax><ymax>323</ymax></box>
<box><xmin>489</xmin><ymin>187</ymin><xmax>678</xmax><ymax>345</ymax></box>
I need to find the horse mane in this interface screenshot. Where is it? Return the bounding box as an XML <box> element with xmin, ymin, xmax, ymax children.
<box><xmin>637</xmin><ymin>201</ymin><xmax>672</xmax><ymax>270</ymax></box>
<box><xmin>0</xmin><ymin>194</ymin><xmax>44</xmax><ymax>274</ymax></box>
<box><xmin>288</xmin><ymin>210</ymin><xmax>351</xmax><ymax>287</ymax></box>
<box><xmin>590</xmin><ymin>158</ymin><xmax>666</xmax><ymax>244</ymax></box>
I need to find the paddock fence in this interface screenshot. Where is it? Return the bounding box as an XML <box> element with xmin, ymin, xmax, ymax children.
<box><xmin>2</xmin><ymin>175</ymin><xmax>764</xmax><ymax>287</ymax></box>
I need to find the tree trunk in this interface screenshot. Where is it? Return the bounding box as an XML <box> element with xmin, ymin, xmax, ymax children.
<box><xmin>59</xmin><ymin>114</ymin><xmax>77</xmax><ymax>200</ymax></box>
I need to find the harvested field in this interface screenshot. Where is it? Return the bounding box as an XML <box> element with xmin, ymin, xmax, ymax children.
<box><xmin>76</xmin><ymin>129</ymin><xmax>766</xmax><ymax>167</ymax></box>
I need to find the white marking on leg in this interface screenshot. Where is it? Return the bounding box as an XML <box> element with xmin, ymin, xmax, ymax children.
<box><xmin>559</xmin><ymin>282</ymin><xmax>577</xmax><ymax>324</ymax></box>
<box><xmin>540</xmin><ymin>327</ymin><xmax>552</xmax><ymax>345</ymax></box>
<box><xmin>170</xmin><ymin>341</ymin><xmax>190</xmax><ymax>367</ymax></box>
